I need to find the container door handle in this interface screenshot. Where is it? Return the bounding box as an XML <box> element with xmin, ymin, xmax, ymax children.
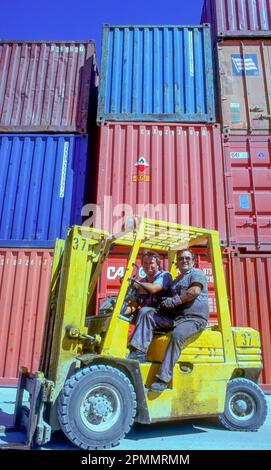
<box><xmin>261</xmin><ymin>221</ymin><xmax>271</xmax><ymax>228</ymax></box>
<box><xmin>250</xmin><ymin>106</ymin><xmax>264</xmax><ymax>112</ymax></box>
<box><xmin>241</xmin><ymin>221</ymin><xmax>256</xmax><ymax>227</ymax></box>
<box><xmin>258</xmin><ymin>114</ymin><xmax>271</xmax><ymax>120</ymax></box>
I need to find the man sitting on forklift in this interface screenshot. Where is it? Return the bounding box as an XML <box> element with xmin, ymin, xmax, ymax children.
<box><xmin>128</xmin><ymin>249</ymin><xmax>209</xmax><ymax>392</ymax></box>
<box><xmin>130</xmin><ymin>249</ymin><xmax>173</xmax><ymax>304</ymax></box>
<box><xmin>127</xmin><ymin>249</ymin><xmax>173</xmax><ymax>344</ymax></box>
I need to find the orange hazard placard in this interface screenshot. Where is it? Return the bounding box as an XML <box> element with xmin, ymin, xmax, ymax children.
<box><xmin>132</xmin><ymin>175</ymin><xmax>151</xmax><ymax>182</ymax></box>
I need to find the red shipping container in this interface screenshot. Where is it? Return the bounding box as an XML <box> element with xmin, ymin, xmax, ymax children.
<box><xmin>201</xmin><ymin>0</ymin><xmax>271</xmax><ymax>43</ymax></box>
<box><xmin>94</xmin><ymin>122</ymin><xmax>227</xmax><ymax>242</ymax></box>
<box><xmin>229</xmin><ymin>252</ymin><xmax>271</xmax><ymax>392</ymax></box>
<box><xmin>0</xmin><ymin>41</ymin><xmax>98</xmax><ymax>133</ymax></box>
<box><xmin>224</xmin><ymin>136</ymin><xmax>271</xmax><ymax>249</ymax></box>
<box><xmin>97</xmin><ymin>247</ymin><xmax>271</xmax><ymax>391</ymax></box>
<box><xmin>0</xmin><ymin>248</ymin><xmax>53</xmax><ymax>385</ymax></box>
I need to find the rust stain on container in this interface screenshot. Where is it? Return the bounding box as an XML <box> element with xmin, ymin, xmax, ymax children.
<box><xmin>0</xmin><ymin>40</ymin><xmax>98</xmax><ymax>133</ymax></box>
<box><xmin>0</xmin><ymin>248</ymin><xmax>53</xmax><ymax>385</ymax></box>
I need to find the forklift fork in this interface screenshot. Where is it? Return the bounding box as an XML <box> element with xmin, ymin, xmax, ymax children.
<box><xmin>0</xmin><ymin>368</ymin><xmax>53</xmax><ymax>449</ymax></box>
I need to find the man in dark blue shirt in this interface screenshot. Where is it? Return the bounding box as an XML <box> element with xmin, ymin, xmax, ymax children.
<box><xmin>128</xmin><ymin>250</ymin><xmax>173</xmax><ymax>360</ymax></box>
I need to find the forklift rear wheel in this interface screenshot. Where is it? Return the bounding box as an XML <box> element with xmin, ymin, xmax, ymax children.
<box><xmin>218</xmin><ymin>378</ymin><xmax>267</xmax><ymax>431</ymax></box>
<box><xmin>57</xmin><ymin>364</ymin><xmax>137</xmax><ymax>449</ymax></box>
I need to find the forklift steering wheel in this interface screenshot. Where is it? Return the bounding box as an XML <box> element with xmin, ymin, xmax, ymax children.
<box><xmin>129</xmin><ymin>278</ymin><xmax>149</xmax><ymax>292</ymax></box>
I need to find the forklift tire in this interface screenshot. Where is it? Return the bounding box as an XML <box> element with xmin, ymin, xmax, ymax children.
<box><xmin>218</xmin><ymin>378</ymin><xmax>267</xmax><ymax>431</ymax></box>
<box><xmin>57</xmin><ymin>364</ymin><xmax>137</xmax><ymax>450</ymax></box>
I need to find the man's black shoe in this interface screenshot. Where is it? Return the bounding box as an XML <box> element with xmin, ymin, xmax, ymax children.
<box><xmin>127</xmin><ymin>349</ymin><xmax>147</xmax><ymax>363</ymax></box>
<box><xmin>150</xmin><ymin>379</ymin><xmax>168</xmax><ymax>392</ymax></box>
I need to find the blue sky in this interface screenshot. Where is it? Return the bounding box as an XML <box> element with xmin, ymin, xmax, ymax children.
<box><xmin>1</xmin><ymin>0</ymin><xmax>204</xmax><ymax>62</ymax></box>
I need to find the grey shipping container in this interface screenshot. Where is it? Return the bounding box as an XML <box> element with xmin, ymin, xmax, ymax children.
<box><xmin>0</xmin><ymin>134</ymin><xmax>89</xmax><ymax>246</ymax></box>
<box><xmin>97</xmin><ymin>24</ymin><xmax>216</xmax><ymax>123</ymax></box>
<box><xmin>0</xmin><ymin>40</ymin><xmax>98</xmax><ymax>133</ymax></box>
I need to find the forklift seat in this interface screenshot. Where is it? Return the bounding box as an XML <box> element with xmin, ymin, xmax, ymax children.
<box><xmin>147</xmin><ymin>327</ymin><xmax>224</xmax><ymax>363</ymax></box>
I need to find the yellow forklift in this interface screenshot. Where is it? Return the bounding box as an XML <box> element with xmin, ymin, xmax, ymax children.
<box><xmin>1</xmin><ymin>218</ymin><xmax>267</xmax><ymax>449</ymax></box>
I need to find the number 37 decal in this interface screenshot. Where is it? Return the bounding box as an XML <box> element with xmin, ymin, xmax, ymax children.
<box><xmin>241</xmin><ymin>332</ymin><xmax>252</xmax><ymax>346</ymax></box>
<box><xmin>73</xmin><ymin>237</ymin><xmax>87</xmax><ymax>251</ymax></box>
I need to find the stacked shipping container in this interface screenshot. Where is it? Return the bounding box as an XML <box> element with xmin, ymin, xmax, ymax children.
<box><xmin>202</xmin><ymin>0</ymin><xmax>271</xmax><ymax>250</ymax></box>
<box><xmin>95</xmin><ymin>24</ymin><xmax>223</xmax><ymax>232</ymax></box>
<box><xmin>95</xmin><ymin>122</ymin><xmax>227</xmax><ymax>238</ymax></box>
<box><xmin>97</xmin><ymin>25</ymin><xmax>216</xmax><ymax>123</ymax></box>
<box><xmin>202</xmin><ymin>0</ymin><xmax>271</xmax><ymax>390</ymax></box>
<box><xmin>201</xmin><ymin>0</ymin><xmax>271</xmax><ymax>43</ymax></box>
<box><xmin>0</xmin><ymin>41</ymin><xmax>98</xmax><ymax>132</ymax></box>
<box><xmin>0</xmin><ymin>134</ymin><xmax>89</xmax><ymax>246</ymax></box>
<box><xmin>0</xmin><ymin>40</ymin><xmax>98</xmax><ymax>383</ymax></box>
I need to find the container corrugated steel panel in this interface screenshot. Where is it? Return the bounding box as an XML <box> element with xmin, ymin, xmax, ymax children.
<box><xmin>201</xmin><ymin>0</ymin><xmax>271</xmax><ymax>43</ymax></box>
<box><xmin>95</xmin><ymin>122</ymin><xmax>227</xmax><ymax>240</ymax></box>
<box><xmin>97</xmin><ymin>25</ymin><xmax>216</xmax><ymax>123</ymax></box>
<box><xmin>216</xmin><ymin>39</ymin><xmax>271</xmax><ymax>135</ymax></box>
<box><xmin>0</xmin><ymin>134</ymin><xmax>88</xmax><ymax>246</ymax></box>
<box><xmin>0</xmin><ymin>40</ymin><xmax>98</xmax><ymax>133</ymax></box>
<box><xmin>224</xmin><ymin>136</ymin><xmax>271</xmax><ymax>249</ymax></box>
<box><xmin>0</xmin><ymin>248</ymin><xmax>53</xmax><ymax>385</ymax></box>
<box><xmin>230</xmin><ymin>252</ymin><xmax>271</xmax><ymax>392</ymax></box>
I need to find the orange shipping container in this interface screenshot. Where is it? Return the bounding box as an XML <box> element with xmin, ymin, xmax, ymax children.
<box><xmin>0</xmin><ymin>248</ymin><xmax>53</xmax><ymax>385</ymax></box>
<box><xmin>216</xmin><ymin>39</ymin><xmax>271</xmax><ymax>136</ymax></box>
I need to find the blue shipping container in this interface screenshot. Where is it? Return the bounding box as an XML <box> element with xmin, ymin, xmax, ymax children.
<box><xmin>0</xmin><ymin>134</ymin><xmax>88</xmax><ymax>247</ymax></box>
<box><xmin>97</xmin><ymin>24</ymin><xmax>216</xmax><ymax>123</ymax></box>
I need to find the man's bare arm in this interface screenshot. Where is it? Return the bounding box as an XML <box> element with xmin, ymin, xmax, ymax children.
<box><xmin>136</xmin><ymin>282</ymin><xmax>164</xmax><ymax>295</ymax></box>
<box><xmin>161</xmin><ymin>283</ymin><xmax>202</xmax><ymax>309</ymax></box>
<box><xmin>178</xmin><ymin>284</ymin><xmax>202</xmax><ymax>304</ymax></box>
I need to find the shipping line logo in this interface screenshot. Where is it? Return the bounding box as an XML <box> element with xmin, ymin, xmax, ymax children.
<box><xmin>133</xmin><ymin>156</ymin><xmax>150</xmax><ymax>182</ymax></box>
<box><xmin>231</xmin><ymin>54</ymin><xmax>259</xmax><ymax>76</ymax></box>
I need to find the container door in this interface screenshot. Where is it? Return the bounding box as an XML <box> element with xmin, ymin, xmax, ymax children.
<box><xmin>230</xmin><ymin>253</ymin><xmax>271</xmax><ymax>392</ymax></box>
<box><xmin>0</xmin><ymin>249</ymin><xmax>53</xmax><ymax>385</ymax></box>
<box><xmin>218</xmin><ymin>40</ymin><xmax>271</xmax><ymax>135</ymax></box>
<box><xmin>224</xmin><ymin>137</ymin><xmax>271</xmax><ymax>248</ymax></box>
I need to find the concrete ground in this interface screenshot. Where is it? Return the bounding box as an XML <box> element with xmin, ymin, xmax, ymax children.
<box><xmin>0</xmin><ymin>387</ymin><xmax>270</xmax><ymax>451</ymax></box>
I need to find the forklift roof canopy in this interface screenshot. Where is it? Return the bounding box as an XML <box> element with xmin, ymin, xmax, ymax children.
<box><xmin>107</xmin><ymin>217</ymin><xmax>215</xmax><ymax>251</ymax></box>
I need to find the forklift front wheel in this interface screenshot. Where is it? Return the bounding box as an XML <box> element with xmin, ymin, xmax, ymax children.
<box><xmin>218</xmin><ymin>378</ymin><xmax>267</xmax><ymax>431</ymax></box>
<box><xmin>57</xmin><ymin>364</ymin><xmax>137</xmax><ymax>449</ymax></box>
